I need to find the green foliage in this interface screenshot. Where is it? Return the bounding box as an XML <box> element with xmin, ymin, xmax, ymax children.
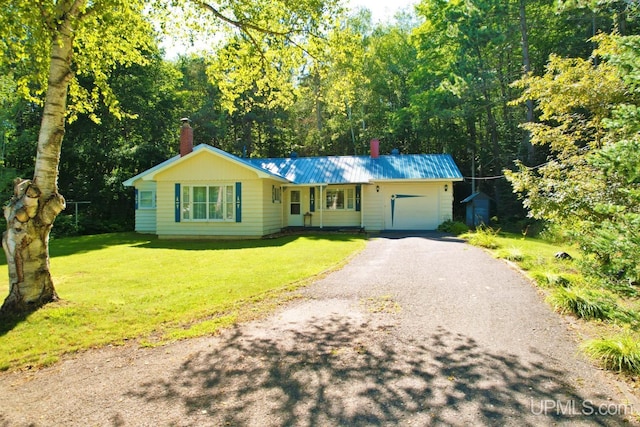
<box><xmin>495</xmin><ymin>247</ymin><xmax>525</xmax><ymax>262</ymax></box>
<box><xmin>59</xmin><ymin>51</ymin><xmax>184</xmax><ymax>232</ymax></box>
<box><xmin>412</xmin><ymin>0</ymin><xmax>519</xmax><ymax>179</ymax></box>
<box><xmin>0</xmin><ymin>232</ymin><xmax>367</xmax><ymax>370</ymax></box>
<box><xmin>538</xmin><ymin>223</ymin><xmax>571</xmax><ymax>244</ymax></box>
<box><xmin>574</xmin><ymin>216</ymin><xmax>640</xmax><ymax>289</ymax></box>
<box><xmin>0</xmin><ymin>0</ymin><xmax>345</xmax><ymax>243</ymax></box>
<box><xmin>547</xmin><ymin>286</ymin><xmax>616</xmax><ymax>320</ymax></box>
<box><xmin>3</xmin><ymin>0</ymin><xmax>626</xmax><ymax>238</ymax></box>
<box><xmin>50</xmin><ymin>215</ymin><xmax>80</xmax><ymax>238</ymax></box>
<box><xmin>201</xmin><ymin>0</ymin><xmax>342</xmax><ymax>115</ymax></box>
<box><xmin>486</xmin><ymin>217</ymin><xmax>551</xmax><ymax>239</ymax></box>
<box><xmin>572</xmin><ymin>139</ymin><xmax>640</xmax><ymax>288</ymax></box>
<box><xmin>0</xmin><ymin>74</ymin><xmax>17</xmax><ymax>169</ymax></box>
<box><xmin>463</xmin><ymin>226</ymin><xmax>500</xmax><ymax>249</ymax></box>
<box><xmin>546</xmin><ymin>285</ymin><xmax>639</xmax><ymax>326</ymax></box>
<box><xmin>437</xmin><ymin>220</ymin><xmax>469</xmax><ymax>235</ymax></box>
<box><xmin>583</xmin><ymin>335</ymin><xmax>640</xmax><ymax>374</ymax></box>
<box><xmin>537</xmin><ymin>272</ymin><xmax>574</xmax><ymax>287</ymax></box>
<box><xmin>0</xmin><ymin>0</ymin><xmax>155</xmax><ymax>122</ymax></box>
<box><xmin>507</xmin><ymin>34</ymin><xmax>640</xmax><ymax>289</ymax></box>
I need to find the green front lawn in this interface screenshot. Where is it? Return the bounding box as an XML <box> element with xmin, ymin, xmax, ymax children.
<box><xmin>0</xmin><ymin>232</ymin><xmax>367</xmax><ymax>371</ymax></box>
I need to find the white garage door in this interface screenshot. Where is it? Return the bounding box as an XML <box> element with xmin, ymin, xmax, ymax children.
<box><xmin>383</xmin><ymin>184</ymin><xmax>440</xmax><ymax>230</ymax></box>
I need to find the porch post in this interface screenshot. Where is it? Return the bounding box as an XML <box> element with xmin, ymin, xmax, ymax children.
<box><xmin>282</xmin><ymin>186</ymin><xmax>285</xmax><ymax>228</ymax></box>
<box><xmin>360</xmin><ymin>185</ymin><xmax>364</xmax><ymax>229</ymax></box>
<box><xmin>319</xmin><ymin>185</ymin><xmax>324</xmax><ymax>229</ymax></box>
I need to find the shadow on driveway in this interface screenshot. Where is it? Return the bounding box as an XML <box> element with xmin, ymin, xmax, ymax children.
<box><xmin>128</xmin><ymin>313</ymin><xmax>625</xmax><ymax>426</ymax></box>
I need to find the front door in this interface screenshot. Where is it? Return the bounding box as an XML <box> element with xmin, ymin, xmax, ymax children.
<box><xmin>288</xmin><ymin>190</ymin><xmax>303</xmax><ymax>226</ymax></box>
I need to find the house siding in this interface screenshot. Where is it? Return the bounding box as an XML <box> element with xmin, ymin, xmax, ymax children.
<box><xmin>317</xmin><ymin>210</ymin><xmax>361</xmax><ymax>228</ymax></box>
<box><xmin>134</xmin><ymin>181</ymin><xmax>157</xmax><ymax>233</ymax></box>
<box><xmin>439</xmin><ymin>182</ymin><xmax>454</xmax><ymax>224</ymax></box>
<box><xmin>362</xmin><ymin>184</ymin><xmax>384</xmax><ymax>231</ymax></box>
<box><xmin>307</xmin><ymin>185</ymin><xmax>362</xmax><ymax>229</ymax></box>
<box><xmin>154</xmin><ymin>153</ymin><xmax>266</xmax><ymax>238</ymax></box>
<box><xmin>157</xmin><ymin>151</ymin><xmax>259</xmax><ymax>182</ymax></box>
<box><xmin>261</xmin><ymin>180</ymin><xmax>284</xmax><ymax>235</ymax></box>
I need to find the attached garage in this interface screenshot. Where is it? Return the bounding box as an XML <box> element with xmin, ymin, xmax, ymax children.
<box><xmin>380</xmin><ymin>183</ymin><xmax>446</xmax><ymax>231</ymax></box>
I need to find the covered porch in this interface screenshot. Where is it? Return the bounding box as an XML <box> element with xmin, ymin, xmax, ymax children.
<box><xmin>282</xmin><ymin>184</ymin><xmax>365</xmax><ymax>230</ymax></box>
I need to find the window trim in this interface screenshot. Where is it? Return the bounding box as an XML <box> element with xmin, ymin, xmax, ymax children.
<box><xmin>138</xmin><ymin>190</ymin><xmax>156</xmax><ymax>209</ymax></box>
<box><xmin>181</xmin><ymin>184</ymin><xmax>235</xmax><ymax>222</ymax></box>
<box><xmin>325</xmin><ymin>186</ymin><xmax>356</xmax><ymax>211</ymax></box>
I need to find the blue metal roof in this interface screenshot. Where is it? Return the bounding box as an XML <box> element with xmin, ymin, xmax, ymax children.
<box><xmin>123</xmin><ymin>144</ymin><xmax>463</xmax><ymax>187</ymax></box>
<box><xmin>246</xmin><ymin>154</ymin><xmax>463</xmax><ymax>184</ymax></box>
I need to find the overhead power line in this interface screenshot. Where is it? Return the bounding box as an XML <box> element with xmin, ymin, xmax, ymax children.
<box><xmin>463</xmin><ymin>161</ymin><xmax>551</xmax><ymax>181</ymax></box>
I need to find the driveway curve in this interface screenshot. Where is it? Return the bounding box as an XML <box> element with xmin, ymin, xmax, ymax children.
<box><xmin>1</xmin><ymin>232</ymin><xmax>638</xmax><ymax>426</ymax></box>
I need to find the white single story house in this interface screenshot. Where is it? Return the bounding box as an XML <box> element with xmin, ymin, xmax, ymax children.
<box><xmin>123</xmin><ymin>122</ymin><xmax>463</xmax><ymax>238</ymax></box>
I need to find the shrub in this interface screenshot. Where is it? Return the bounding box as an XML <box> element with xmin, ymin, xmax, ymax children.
<box><xmin>538</xmin><ymin>223</ymin><xmax>571</xmax><ymax>244</ymax></box>
<box><xmin>572</xmin><ymin>216</ymin><xmax>640</xmax><ymax>292</ymax></box>
<box><xmin>583</xmin><ymin>335</ymin><xmax>640</xmax><ymax>374</ymax></box>
<box><xmin>437</xmin><ymin>220</ymin><xmax>469</xmax><ymax>235</ymax></box>
<box><xmin>51</xmin><ymin>214</ymin><xmax>80</xmax><ymax>237</ymax></box>
<box><xmin>531</xmin><ymin>272</ymin><xmax>580</xmax><ymax>288</ymax></box>
<box><xmin>493</xmin><ymin>217</ymin><xmax>546</xmax><ymax>237</ymax></box>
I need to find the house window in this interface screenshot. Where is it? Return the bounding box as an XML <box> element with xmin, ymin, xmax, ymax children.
<box><xmin>272</xmin><ymin>185</ymin><xmax>282</xmax><ymax>203</ymax></box>
<box><xmin>182</xmin><ymin>185</ymin><xmax>235</xmax><ymax>221</ymax></box>
<box><xmin>138</xmin><ymin>190</ymin><xmax>155</xmax><ymax>209</ymax></box>
<box><xmin>325</xmin><ymin>187</ymin><xmax>355</xmax><ymax>210</ymax></box>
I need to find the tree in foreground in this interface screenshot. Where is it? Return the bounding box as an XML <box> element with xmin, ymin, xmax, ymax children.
<box><xmin>0</xmin><ymin>0</ymin><xmax>338</xmax><ymax>315</ymax></box>
<box><xmin>0</xmin><ymin>0</ymin><xmax>155</xmax><ymax>314</ymax></box>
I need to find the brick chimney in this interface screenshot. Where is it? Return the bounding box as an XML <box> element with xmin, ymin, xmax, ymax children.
<box><xmin>370</xmin><ymin>139</ymin><xmax>380</xmax><ymax>159</ymax></box>
<box><xmin>180</xmin><ymin>118</ymin><xmax>193</xmax><ymax>157</ymax></box>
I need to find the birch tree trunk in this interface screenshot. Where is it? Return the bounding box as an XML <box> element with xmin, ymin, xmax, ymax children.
<box><xmin>0</xmin><ymin>9</ymin><xmax>74</xmax><ymax>315</ymax></box>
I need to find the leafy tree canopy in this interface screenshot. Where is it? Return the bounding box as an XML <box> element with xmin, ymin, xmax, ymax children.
<box><xmin>507</xmin><ymin>33</ymin><xmax>640</xmax><ymax>287</ymax></box>
<box><xmin>0</xmin><ymin>0</ymin><xmax>155</xmax><ymax>123</ymax></box>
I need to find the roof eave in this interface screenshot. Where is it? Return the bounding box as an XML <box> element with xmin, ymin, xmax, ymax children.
<box><xmin>370</xmin><ymin>177</ymin><xmax>464</xmax><ymax>183</ymax></box>
<box><xmin>138</xmin><ymin>145</ymin><xmax>290</xmax><ymax>183</ymax></box>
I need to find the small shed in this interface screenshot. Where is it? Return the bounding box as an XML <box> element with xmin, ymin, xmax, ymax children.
<box><xmin>461</xmin><ymin>191</ymin><xmax>491</xmax><ymax>227</ymax></box>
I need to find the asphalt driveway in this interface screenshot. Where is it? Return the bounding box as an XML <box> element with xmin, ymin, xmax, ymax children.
<box><xmin>0</xmin><ymin>233</ymin><xmax>638</xmax><ymax>426</ymax></box>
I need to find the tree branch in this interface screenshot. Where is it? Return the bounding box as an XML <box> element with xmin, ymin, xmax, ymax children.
<box><xmin>38</xmin><ymin>2</ymin><xmax>54</xmax><ymax>32</ymax></box>
<box><xmin>195</xmin><ymin>1</ymin><xmax>296</xmax><ymax>38</ymax></box>
<box><xmin>195</xmin><ymin>1</ymin><xmax>319</xmax><ymax>61</ymax></box>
